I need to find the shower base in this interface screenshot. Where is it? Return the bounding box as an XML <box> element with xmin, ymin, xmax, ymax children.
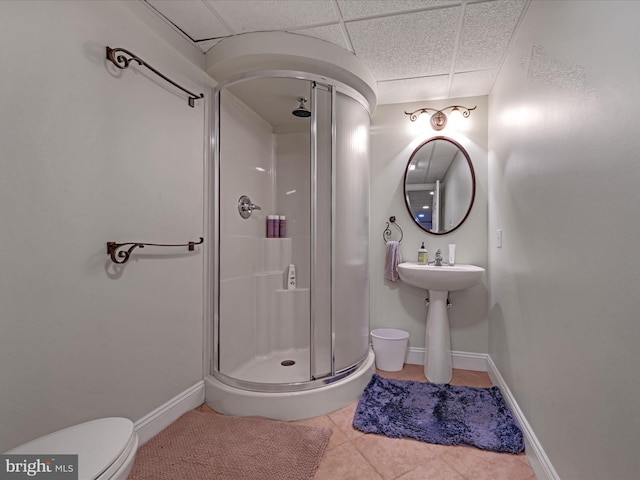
<box><xmin>226</xmin><ymin>347</ymin><xmax>327</xmax><ymax>384</ymax></box>
<box><xmin>205</xmin><ymin>348</ymin><xmax>375</xmax><ymax>420</ymax></box>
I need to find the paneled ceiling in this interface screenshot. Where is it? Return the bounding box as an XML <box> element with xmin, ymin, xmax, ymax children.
<box><xmin>143</xmin><ymin>0</ymin><xmax>529</xmax><ymax>105</ymax></box>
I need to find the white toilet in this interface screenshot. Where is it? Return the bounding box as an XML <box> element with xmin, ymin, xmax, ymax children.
<box><xmin>6</xmin><ymin>417</ymin><xmax>138</xmax><ymax>480</ymax></box>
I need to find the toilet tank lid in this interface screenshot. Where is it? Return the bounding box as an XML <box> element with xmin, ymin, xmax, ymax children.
<box><xmin>6</xmin><ymin>417</ymin><xmax>136</xmax><ymax>480</ymax></box>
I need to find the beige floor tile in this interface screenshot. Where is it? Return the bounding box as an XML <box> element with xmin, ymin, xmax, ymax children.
<box><xmin>327</xmin><ymin>401</ymin><xmax>365</xmax><ymax>441</ymax></box>
<box><xmin>438</xmin><ymin>445</ymin><xmax>493</xmax><ymax>477</ymax></box>
<box><xmin>194</xmin><ymin>403</ymin><xmax>217</xmax><ymax>414</ymax></box>
<box><xmin>450</xmin><ymin>369</ymin><xmax>493</xmax><ymax>388</ymax></box>
<box><xmin>376</xmin><ymin>364</ymin><xmax>426</xmax><ymax>382</ymax></box>
<box><xmin>377</xmin><ymin>365</ymin><xmax>493</xmax><ymax>387</ymax></box>
<box><xmin>439</xmin><ymin>445</ymin><xmax>534</xmax><ymax>480</ymax></box>
<box><xmin>294</xmin><ymin>414</ymin><xmax>349</xmax><ymax>450</ymax></box>
<box><xmin>315</xmin><ymin>441</ymin><xmax>384</xmax><ymax>480</ymax></box>
<box><xmin>352</xmin><ymin>434</ymin><xmax>438</xmax><ymax>480</ymax></box>
<box><xmin>396</xmin><ymin>456</ymin><xmax>466</xmax><ymax>480</ymax></box>
<box><xmin>479</xmin><ymin>452</ymin><xmax>536</xmax><ymax>480</ymax></box>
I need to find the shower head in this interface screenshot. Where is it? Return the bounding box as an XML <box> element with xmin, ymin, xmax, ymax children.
<box><xmin>292</xmin><ymin>97</ymin><xmax>311</xmax><ymax>118</ymax></box>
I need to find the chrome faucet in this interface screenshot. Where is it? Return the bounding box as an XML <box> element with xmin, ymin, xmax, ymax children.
<box><xmin>434</xmin><ymin>249</ymin><xmax>443</xmax><ymax>266</ymax></box>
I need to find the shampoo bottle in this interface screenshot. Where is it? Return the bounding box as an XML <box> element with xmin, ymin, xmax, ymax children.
<box><xmin>267</xmin><ymin>215</ymin><xmax>278</xmax><ymax>238</ymax></box>
<box><xmin>279</xmin><ymin>215</ymin><xmax>286</xmax><ymax>238</ymax></box>
<box><xmin>286</xmin><ymin>264</ymin><xmax>297</xmax><ymax>290</ymax></box>
<box><xmin>418</xmin><ymin>242</ymin><xmax>428</xmax><ymax>265</ymax></box>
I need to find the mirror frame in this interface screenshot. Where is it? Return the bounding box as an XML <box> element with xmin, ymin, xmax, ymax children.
<box><xmin>403</xmin><ymin>136</ymin><xmax>476</xmax><ymax>235</ymax></box>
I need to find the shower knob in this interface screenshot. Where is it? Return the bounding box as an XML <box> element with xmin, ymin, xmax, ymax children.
<box><xmin>238</xmin><ymin>195</ymin><xmax>262</xmax><ymax>219</ymax></box>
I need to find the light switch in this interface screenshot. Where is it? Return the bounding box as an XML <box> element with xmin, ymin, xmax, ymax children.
<box><xmin>496</xmin><ymin>229</ymin><xmax>503</xmax><ymax>248</ymax></box>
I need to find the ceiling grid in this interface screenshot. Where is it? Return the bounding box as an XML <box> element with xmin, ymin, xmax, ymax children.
<box><xmin>144</xmin><ymin>0</ymin><xmax>529</xmax><ymax>104</ymax></box>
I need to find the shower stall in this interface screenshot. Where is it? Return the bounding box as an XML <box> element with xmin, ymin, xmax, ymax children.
<box><xmin>205</xmin><ymin>70</ymin><xmax>375</xmax><ymax>419</ymax></box>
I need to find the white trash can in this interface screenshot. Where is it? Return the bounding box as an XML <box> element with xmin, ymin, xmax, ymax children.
<box><xmin>371</xmin><ymin>328</ymin><xmax>409</xmax><ymax>372</ymax></box>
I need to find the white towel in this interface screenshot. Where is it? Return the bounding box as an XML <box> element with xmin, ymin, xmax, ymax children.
<box><xmin>384</xmin><ymin>241</ymin><xmax>402</xmax><ymax>282</ymax></box>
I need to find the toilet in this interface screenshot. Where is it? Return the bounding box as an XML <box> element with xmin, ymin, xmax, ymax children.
<box><xmin>6</xmin><ymin>417</ymin><xmax>138</xmax><ymax>480</ymax></box>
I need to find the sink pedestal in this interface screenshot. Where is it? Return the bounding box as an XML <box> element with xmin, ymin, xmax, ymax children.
<box><xmin>425</xmin><ymin>290</ymin><xmax>452</xmax><ymax>384</ymax></box>
<box><xmin>396</xmin><ymin>262</ymin><xmax>485</xmax><ymax>385</ymax></box>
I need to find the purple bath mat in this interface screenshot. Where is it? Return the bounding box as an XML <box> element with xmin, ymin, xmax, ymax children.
<box><xmin>353</xmin><ymin>374</ymin><xmax>524</xmax><ymax>454</ymax></box>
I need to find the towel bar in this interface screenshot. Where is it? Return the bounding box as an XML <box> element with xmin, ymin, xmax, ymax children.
<box><xmin>107</xmin><ymin>237</ymin><xmax>204</xmax><ymax>264</ymax></box>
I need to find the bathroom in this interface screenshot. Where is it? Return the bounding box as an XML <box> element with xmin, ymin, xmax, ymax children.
<box><xmin>1</xmin><ymin>1</ymin><xmax>639</xmax><ymax>479</ymax></box>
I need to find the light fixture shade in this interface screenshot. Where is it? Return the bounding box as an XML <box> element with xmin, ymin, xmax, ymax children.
<box><xmin>449</xmin><ymin>106</ymin><xmax>462</xmax><ymax>120</ymax></box>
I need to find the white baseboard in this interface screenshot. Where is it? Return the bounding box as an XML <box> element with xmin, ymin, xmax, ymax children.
<box><xmin>134</xmin><ymin>381</ymin><xmax>205</xmax><ymax>445</ymax></box>
<box><xmin>486</xmin><ymin>356</ymin><xmax>559</xmax><ymax>480</ymax></box>
<box><xmin>405</xmin><ymin>347</ymin><xmax>488</xmax><ymax>372</ymax></box>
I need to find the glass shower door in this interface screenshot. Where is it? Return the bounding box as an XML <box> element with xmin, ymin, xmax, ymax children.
<box><xmin>212</xmin><ymin>74</ymin><xmax>369</xmax><ymax>391</ymax></box>
<box><xmin>215</xmin><ymin>77</ymin><xmax>317</xmax><ymax>388</ymax></box>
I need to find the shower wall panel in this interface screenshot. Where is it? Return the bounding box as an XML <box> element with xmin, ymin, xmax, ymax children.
<box><xmin>275</xmin><ymin>132</ymin><xmax>311</xmax><ymax>290</ymax></box>
<box><xmin>218</xmin><ymin>92</ymin><xmax>275</xmax><ymax>374</ymax></box>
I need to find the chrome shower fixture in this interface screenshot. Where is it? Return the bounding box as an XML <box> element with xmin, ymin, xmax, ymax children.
<box><xmin>292</xmin><ymin>97</ymin><xmax>311</xmax><ymax>118</ymax></box>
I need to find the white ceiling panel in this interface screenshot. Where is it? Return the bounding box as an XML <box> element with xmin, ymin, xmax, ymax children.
<box><xmin>455</xmin><ymin>0</ymin><xmax>527</xmax><ymax>71</ymax></box>
<box><xmin>206</xmin><ymin>0</ymin><xmax>338</xmax><ymax>33</ymax></box>
<box><xmin>291</xmin><ymin>24</ymin><xmax>349</xmax><ymax>50</ymax></box>
<box><xmin>346</xmin><ymin>7</ymin><xmax>461</xmax><ymax>81</ymax></box>
<box><xmin>336</xmin><ymin>0</ymin><xmax>456</xmax><ymax>20</ymax></box>
<box><xmin>377</xmin><ymin>76</ymin><xmax>450</xmax><ymax>105</ymax></box>
<box><xmin>143</xmin><ymin>0</ymin><xmax>531</xmax><ymax>105</ymax></box>
<box><xmin>147</xmin><ymin>0</ymin><xmax>230</xmax><ymax>40</ymax></box>
<box><xmin>449</xmin><ymin>70</ymin><xmax>497</xmax><ymax>98</ymax></box>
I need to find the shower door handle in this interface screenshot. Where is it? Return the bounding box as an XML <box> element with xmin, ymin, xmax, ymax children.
<box><xmin>238</xmin><ymin>195</ymin><xmax>262</xmax><ymax>219</ymax></box>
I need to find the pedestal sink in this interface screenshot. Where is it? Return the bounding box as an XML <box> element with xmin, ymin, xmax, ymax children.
<box><xmin>397</xmin><ymin>262</ymin><xmax>485</xmax><ymax>384</ymax></box>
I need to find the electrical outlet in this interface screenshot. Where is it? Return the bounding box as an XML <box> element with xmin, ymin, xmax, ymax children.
<box><xmin>496</xmin><ymin>229</ymin><xmax>503</xmax><ymax>248</ymax></box>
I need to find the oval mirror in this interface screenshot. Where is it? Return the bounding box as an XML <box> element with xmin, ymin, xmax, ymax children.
<box><xmin>403</xmin><ymin>136</ymin><xmax>475</xmax><ymax>235</ymax></box>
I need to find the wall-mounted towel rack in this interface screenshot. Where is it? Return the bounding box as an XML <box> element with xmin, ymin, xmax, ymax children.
<box><xmin>106</xmin><ymin>46</ymin><xmax>204</xmax><ymax>108</ymax></box>
<box><xmin>383</xmin><ymin>216</ymin><xmax>403</xmax><ymax>244</ymax></box>
<box><xmin>107</xmin><ymin>237</ymin><xmax>204</xmax><ymax>264</ymax></box>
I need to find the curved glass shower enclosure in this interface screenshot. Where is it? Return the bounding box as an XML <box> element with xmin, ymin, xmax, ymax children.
<box><xmin>212</xmin><ymin>72</ymin><xmax>370</xmax><ymax>393</ymax></box>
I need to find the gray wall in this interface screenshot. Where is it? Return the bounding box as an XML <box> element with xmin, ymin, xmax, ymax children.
<box><xmin>0</xmin><ymin>1</ymin><xmax>209</xmax><ymax>451</ymax></box>
<box><xmin>370</xmin><ymin>96</ymin><xmax>488</xmax><ymax>354</ymax></box>
<box><xmin>488</xmin><ymin>1</ymin><xmax>640</xmax><ymax>478</ymax></box>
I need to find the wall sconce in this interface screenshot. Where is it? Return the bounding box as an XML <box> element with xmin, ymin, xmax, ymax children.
<box><xmin>405</xmin><ymin>105</ymin><xmax>476</xmax><ymax>131</ymax></box>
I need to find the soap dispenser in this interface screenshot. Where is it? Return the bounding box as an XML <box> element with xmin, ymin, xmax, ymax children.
<box><xmin>417</xmin><ymin>242</ymin><xmax>428</xmax><ymax>265</ymax></box>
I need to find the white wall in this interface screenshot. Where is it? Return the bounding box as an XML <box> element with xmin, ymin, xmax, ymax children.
<box><xmin>488</xmin><ymin>1</ymin><xmax>640</xmax><ymax>478</ymax></box>
<box><xmin>370</xmin><ymin>96</ymin><xmax>488</xmax><ymax>354</ymax></box>
<box><xmin>0</xmin><ymin>1</ymin><xmax>209</xmax><ymax>451</ymax></box>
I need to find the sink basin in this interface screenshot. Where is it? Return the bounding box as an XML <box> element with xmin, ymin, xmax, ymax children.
<box><xmin>397</xmin><ymin>262</ymin><xmax>484</xmax><ymax>292</ymax></box>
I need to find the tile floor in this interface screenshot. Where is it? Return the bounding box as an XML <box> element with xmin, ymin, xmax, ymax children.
<box><xmin>296</xmin><ymin>364</ymin><xmax>536</xmax><ymax>480</ymax></box>
<box><xmin>196</xmin><ymin>364</ymin><xmax>536</xmax><ymax>479</ymax></box>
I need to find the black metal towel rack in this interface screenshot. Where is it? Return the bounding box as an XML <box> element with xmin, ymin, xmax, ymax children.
<box><xmin>107</xmin><ymin>237</ymin><xmax>204</xmax><ymax>264</ymax></box>
<box><xmin>383</xmin><ymin>216</ymin><xmax>403</xmax><ymax>244</ymax></box>
<box><xmin>106</xmin><ymin>46</ymin><xmax>204</xmax><ymax>108</ymax></box>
